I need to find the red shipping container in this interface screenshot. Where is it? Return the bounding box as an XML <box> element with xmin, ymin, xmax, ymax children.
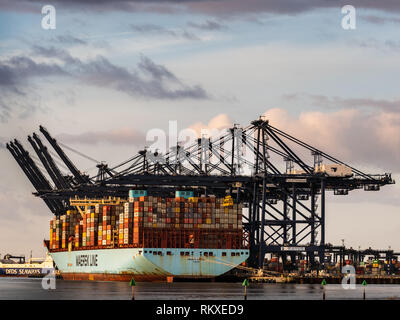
<box><xmin>103</xmin><ymin>206</ymin><xmax>111</xmax><ymax>214</ymax></box>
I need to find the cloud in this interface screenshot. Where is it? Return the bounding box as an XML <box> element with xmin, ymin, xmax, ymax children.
<box><xmin>361</xmin><ymin>15</ymin><xmax>400</xmax><ymax>25</ymax></box>
<box><xmin>30</xmin><ymin>46</ymin><xmax>209</xmax><ymax>100</ymax></box>
<box><xmin>261</xmin><ymin>107</ymin><xmax>400</xmax><ymax>173</ymax></box>
<box><xmin>0</xmin><ymin>55</ymin><xmax>66</xmax><ymax>88</ymax></box>
<box><xmin>0</xmin><ymin>55</ymin><xmax>66</xmax><ymax>122</ymax></box>
<box><xmin>189</xmin><ymin>113</ymin><xmax>233</xmax><ymax>137</ymax></box>
<box><xmin>53</xmin><ymin>34</ymin><xmax>88</xmax><ymax>45</ymax></box>
<box><xmin>354</xmin><ymin>38</ymin><xmax>400</xmax><ymax>52</ymax></box>
<box><xmin>0</xmin><ymin>138</ymin><xmax>6</xmax><ymax>149</ymax></box>
<box><xmin>0</xmin><ymin>46</ymin><xmax>209</xmax><ymax>122</ymax></box>
<box><xmin>129</xmin><ymin>24</ymin><xmax>199</xmax><ymax>40</ymax></box>
<box><xmin>187</xmin><ymin>19</ymin><xmax>224</xmax><ymax>30</ymax></box>
<box><xmin>4</xmin><ymin>1</ymin><xmax>400</xmax><ymax>16</ymax></box>
<box><xmin>0</xmin><ymin>0</ymin><xmax>39</xmax><ymax>13</ymax></box>
<box><xmin>57</xmin><ymin>128</ymin><xmax>146</xmax><ymax>146</ymax></box>
<box><xmin>283</xmin><ymin>93</ymin><xmax>400</xmax><ymax>113</ymax></box>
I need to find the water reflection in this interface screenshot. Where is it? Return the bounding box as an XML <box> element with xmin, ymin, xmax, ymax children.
<box><xmin>0</xmin><ymin>278</ymin><xmax>398</xmax><ymax>300</ymax></box>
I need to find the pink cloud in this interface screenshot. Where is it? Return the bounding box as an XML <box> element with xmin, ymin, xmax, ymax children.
<box><xmin>189</xmin><ymin>113</ymin><xmax>233</xmax><ymax>137</ymax></box>
<box><xmin>262</xmin><ymin>108</ymin><xmax>400</xmax><ymax>172</ymax></box>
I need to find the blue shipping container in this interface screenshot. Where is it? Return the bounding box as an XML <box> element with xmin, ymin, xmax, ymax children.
<box><xmin>175</xmin><ymin>191</ymin><xmax>194</xmax><ymax>199</ymax></box>
<box><xmin>129</xmin><ymin>190</ymin><xmax>148</xmax><ymax>198</ymax></box>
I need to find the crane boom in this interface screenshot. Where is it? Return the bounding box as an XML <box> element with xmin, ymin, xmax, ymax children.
<box><xmin>7</xmin><ymin>141</ymin><xmax>63</xmax><ymax>214</ymax></box>
<box><xmin>39</xmin><ymin>125</ymin><xmax>90</xmax><ymax>184</ymax></box>
<box><xmin>31</xmin><ymin>133</ymin><xmax>70</xmax><ymax>189</ymax></box>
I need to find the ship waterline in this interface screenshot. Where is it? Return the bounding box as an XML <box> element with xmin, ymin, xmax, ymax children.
<box><xmin>49</xmin><ymin>247</ymin><xmax>249</xmax><ymax>281</ymax></box>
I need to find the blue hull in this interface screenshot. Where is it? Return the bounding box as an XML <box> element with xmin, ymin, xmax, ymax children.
<box><xmin>50</xmin><ymin>247</ymin><xmax>249</xmax><ymax>281</ymax></box>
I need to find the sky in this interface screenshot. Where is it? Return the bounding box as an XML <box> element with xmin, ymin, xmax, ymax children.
<box><xmin>0</xmin><ymin>0</ymin><xmax>400</xmax><ymax>258</ymax></box>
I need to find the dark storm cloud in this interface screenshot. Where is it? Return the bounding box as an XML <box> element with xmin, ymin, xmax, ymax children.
<box><xmin>28</xmin><ymin>46</ymin><xmax>208</xmax><ymax>100</ymax></box>
<box><xmin>0</xmin><ymin>55</ymin><xmax>66</xmax><ymax>88</ymax></box>
<box><xmin>65</xmin><ymin>52</ymin><xmax>208</xmax><ymax>99</ymax></box>
<box><xmin>4</xmin><ymin>0</ymin><xmax>400</xmax><ymax>16</ymax></box>
<box><xmin>0</xmin><ymin>46</ymin><xmax>209</xmax><ymax>122</ymax></box>
<box><xmin>0</xmin><ymin>55</ymin><xmax>67</xmax><ymax>122</ymax></box>
<box><xmin>138</xmin><ymin>55</ymin><xmax>177</xmax><ymax>81</ymax></box>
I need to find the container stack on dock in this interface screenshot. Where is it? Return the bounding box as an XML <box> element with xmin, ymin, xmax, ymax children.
<box><xmin>49</xmin><ymin>191</ymin><xmax>245</xmax><ymax>252</ymax></box>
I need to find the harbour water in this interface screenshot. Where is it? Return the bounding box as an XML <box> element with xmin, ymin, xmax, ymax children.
<box><xmin>0</xmin><ymin>278</ymin><xmax>399</xmax><ymax>300</ymax></box>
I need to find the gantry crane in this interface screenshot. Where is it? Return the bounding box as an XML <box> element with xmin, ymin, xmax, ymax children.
<box><xmin>7</xmin><ymin>118</ymin><xmax>395</xmax><ymax>268</ymax></box>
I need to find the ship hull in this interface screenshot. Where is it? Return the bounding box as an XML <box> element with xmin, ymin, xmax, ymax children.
<box><xmin>49</xmin><ymin>247</ymin><xmax>249</xmax><ymax>282</ymax></box>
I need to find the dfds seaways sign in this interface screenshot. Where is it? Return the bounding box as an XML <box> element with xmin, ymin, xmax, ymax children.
<box><xmin>0</xmin><ymin>268</ymin><xmax>51</xmax><ymax>276</ymax></box>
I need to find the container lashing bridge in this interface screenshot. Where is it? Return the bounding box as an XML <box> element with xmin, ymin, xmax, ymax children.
<box><xmin>7</xmin><ymin>118</ymin><xmax>394</xmax><ymax>269</ymax></box>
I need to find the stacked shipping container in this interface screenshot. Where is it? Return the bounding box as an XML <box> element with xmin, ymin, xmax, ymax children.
<box><xmin>49</xmin><ymin>195</ymin><xmax>245</xmax><ymax>252</ymax></box>
<box><xmin>49</xmin><ymin>210</ymin><xmax>79</xmax><ymax>250</ymax></box>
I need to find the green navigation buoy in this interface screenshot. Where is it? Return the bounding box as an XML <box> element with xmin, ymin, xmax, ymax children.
<box><xmin>321</xmin><ymin>279</ymin><xmax>327</xmax><ymax>300</ymax></box>
<box><xmin>242</xmin><ymin>279</ymin><xmax>249</xmax><ymax>300</ymax></box>
<box><xmin>130</xmin><ymin>278</ymin><xmax>136</xmax><ymax>286</ymax></box>
<box><xmin>361</xmin><ymin>280</ymin><xmax>367</xmax><ymax>286</ymax></box>
<box><xmin>362</xmin><ymin>280</ymin><xmax>367</xmax><ymax>300</ymax></box>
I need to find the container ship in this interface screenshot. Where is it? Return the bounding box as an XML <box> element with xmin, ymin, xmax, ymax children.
<box><xmin>45</xmin><ymin>190</ymin><xmax>249</xmax><ymax>281</ymax></box>
<box><xmin>0</xmin><ymin>253</ymin><xmax>54</xmax><ymax>277</ymax></box>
